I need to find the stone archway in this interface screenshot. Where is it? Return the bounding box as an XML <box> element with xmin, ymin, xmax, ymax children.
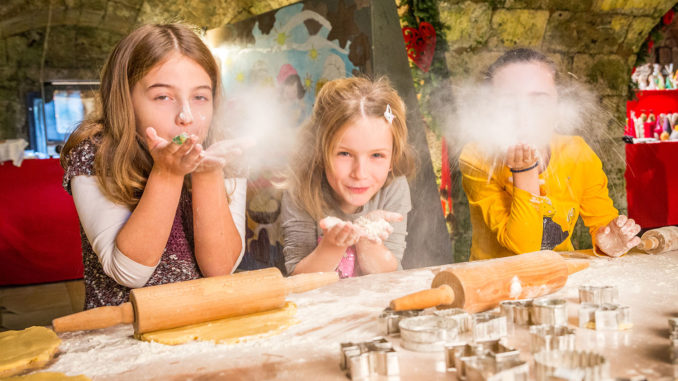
<box><xmin>0</xmin><ymin>0</ymin><xmax>299</xmax><ymax>139</ymax></box>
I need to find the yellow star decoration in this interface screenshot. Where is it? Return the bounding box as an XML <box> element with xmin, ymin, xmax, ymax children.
<box><xmin>308</xmin><ymin>48</ymin><xmax>318</xmax><ymax>60</ymax></box>
<box><xmin>236</xmin><ymin>72</ymin><xmax>245</xmax><ymax>82</ymax></box>
<box><xmin>277</xmin><ymin>33</ymin><xmax>287</xmax><ymax>45</ymax></box>
<box><xmin>304</xmin><ymin>73</ymin><xmax>312</xmax><ymax>89</ymax></box>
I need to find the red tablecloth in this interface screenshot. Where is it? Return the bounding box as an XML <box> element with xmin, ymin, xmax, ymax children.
<box><xmin>0</xmin><ymin>158</ymin><xmax>83</xmax><ymax>285</ymax></box>
<box><xmin>625</xmin><ymin>141</ymin><xmax>678</xmax><ymax>229</ymax></box>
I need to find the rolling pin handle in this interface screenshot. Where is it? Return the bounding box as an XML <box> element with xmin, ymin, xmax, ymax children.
<box><xmin>566</xmin><ymin>259</ymin><xmax>590</xmax><ymax>275</ymax></box>
<box><xmin>284</xmin><ymin>272</ymin><xmax>339</xmax><ymax>294</ymax></box>
<box><xmin>389</xmin><ymin>284</ymin><xmax>455</xmax><ymax>311</ymax></box>
<box><xmin>52</xmin><ymin>302</ymin><xmax>134</xmax><ymax>332</ymax></box>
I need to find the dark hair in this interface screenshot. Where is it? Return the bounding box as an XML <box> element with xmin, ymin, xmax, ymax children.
<box><xmin>485</xmin><ymin>48</ymin><xmax>557</xmax><ymax>81</ymax></box>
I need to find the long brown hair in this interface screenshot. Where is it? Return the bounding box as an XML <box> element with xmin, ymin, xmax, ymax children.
<box><xmin>288</xmin><ymin>76</ymin><xmax>416</xmax><ymax>220</ymax></box>
<box><xmin>61</xmin><ymin>23</ymin><xmax>221</xmax><ymax>207</ymax></box>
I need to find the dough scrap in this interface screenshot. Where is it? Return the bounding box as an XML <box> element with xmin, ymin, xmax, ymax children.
<box><xmin>0</xmin><ymin>327</ymin><xmax>61</xmax><ymax>378</ymax></box>
<box><xmin>3</xmin><ymin>372</ymin><xmax>90</xmax><ymax>380</ymax></box>
<box><xmin>137</xmin><ymin>302</ymin><xmax>298</xmax><ymax>345</ymax></box>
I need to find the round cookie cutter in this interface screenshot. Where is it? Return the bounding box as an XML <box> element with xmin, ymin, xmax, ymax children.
<box><xmin>578</xmin><ymin>285</ymin><xmax>618</xmax><ymax>305</ymax></box>
<box><xmin>533</xmin><ymin>350</ymin><xmax>609</xmax><ymax>381</ymax></box>
<box><xmin>398</xmin><ymin>315</ymin><xmax>459</xmax><ymax>352</ymax></box>
<box><xmin>530</xmin><ymin>324</ymin><xmax>576</xmax><ymax>353</ymax></box>
<box><xmin>378</xmin><ymin>307</ymin><xmax>422</xmax><ymax>336</ymax></box>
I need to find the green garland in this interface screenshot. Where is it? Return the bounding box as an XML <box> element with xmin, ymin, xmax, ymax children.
<box><xmin>629</xmin><ymin>4</ymin><xmax>678</xmax><ymax>99</ymax></box>
<box><xmin>636</xmin><ymin>4</ymin><xmax>678</xmax><ymax>67</ymax></box>
<box><xmin>397</xmin><ymin>0</ymin><xmax>451</xmax><ymax>134</ymax></box>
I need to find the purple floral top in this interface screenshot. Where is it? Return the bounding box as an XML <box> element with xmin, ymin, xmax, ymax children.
<box><xmin>63</xmin><ymin>138</ymin><xmax>201</xmax><ymax>309</ymax></box>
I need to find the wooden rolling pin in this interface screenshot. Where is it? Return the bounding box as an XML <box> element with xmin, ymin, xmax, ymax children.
<box><xmin>390</xmin><ymin>250</ymin><xmax>589</xmax><ymax>313</ymax></box>
<box><xmin>52</xmin><ymin>268</ymin><xmax>338</xmax><ymax>334</ymax></box>
<box><xmin>638</xmin><ymin>226</ymin><xmax>678</xmax><ymax>254</ymax></box>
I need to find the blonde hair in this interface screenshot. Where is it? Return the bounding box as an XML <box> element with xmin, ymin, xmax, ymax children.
<box><xmin>288</xmin><ymin>76</ymin><xmax>416</xmax><ymax>220</ymax></box>
<box><xmin>61</xmin><ymin>23</ymin><xmax>221</xmax><ymax>208</ymax></box>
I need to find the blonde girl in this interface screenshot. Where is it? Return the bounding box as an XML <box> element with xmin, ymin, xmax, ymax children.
<box><xmin>61</xmin><ymin>23</ymin><xmax>246</xmax><ymax>309</ymax></box>
<box><xmin>281</xmin><ymin>77</ymin><xmax>416</xmax><ymax>277</ymax></box>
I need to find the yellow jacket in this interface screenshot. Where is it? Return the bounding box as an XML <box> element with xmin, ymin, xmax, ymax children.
<box><xmin>460</xmin><ymin>135</ymin><xmax>618</xmax><ymax>261</ymax></box>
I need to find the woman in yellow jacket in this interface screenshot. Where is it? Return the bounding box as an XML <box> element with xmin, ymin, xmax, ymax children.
<box><xmin>460</xmin><ymin>48</ymin><xmax>641</xmax><ymax>261</ymax></box>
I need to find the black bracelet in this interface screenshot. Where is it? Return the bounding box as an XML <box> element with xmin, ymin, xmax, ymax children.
<box><xmin>510</xmin><ymin>161</ymin><xmax>539</xmax><ymax>173</ymax></box>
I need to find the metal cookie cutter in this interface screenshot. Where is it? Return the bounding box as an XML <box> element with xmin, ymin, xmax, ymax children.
<box><xmin>669</xmin><ymin>317</ymin><xmax>678</xmax><ymax>333</ymax></box>
<box><xmin>499</xmin><ymin>299</ymin><xmax>533</xmax><ymax>326</ymax></box>
<box><xmin>530</xmin><ymin>324</ymin><xmax>576</xmax><ymax>353</ymax></box>
<box><xmin>671</xmin><ymin>331</ymin><xmax>678</xmax><ymax>365</ymax></box>
<box><xmin>472</xmin><ymin>311</ymin><xmax>508</xmax><ymax>341</ymax></box>
<box><xmin>669</xmin><ymin>318</ymin><xmax>678</xmax><ymax>364</ymax></box>
<box><xmin>378</xmin><ymin>307</ymin><xmax>422</xmax><ymax>336</ymax></box>
<box><xmin>445</xmin><ymin>339</ymin><xmax>524</xmax><ymax>380</ymax></box>
<box><xmin>340</xmin><ymin>337</ymin><xmax>399</xmax><ymax>380</ymax></box>
<box><xmin>578</xmin><ymin>285</ymin><xmax>618</xmax><ymax>305</ymax></box>
<box><xmin>578</xmin><ymin>303</ymin><xmax>632</xmax><ymax>331</ymax></box>
<box><xmin>533</xmin><ymin>350</ymin><xmax>609</xmax><ymax>381</ymax></box>
<box><xmin>398</xmin><ymin>315</ymin><xmax>458</xmax><ymax>352</ymax></box>
<box><xmin>463</xmin><ymin>355</ymin><xmax>529</xmax><ymax>381</ymax></box>
<box><xmin>532</xmin><ymin>298</ymin><xmax>568</xmax><ymax>326</ymax></box>
<box><xmin>434</xmin><ymin>308</ymin><xmax>472</xmax><ymax>333</ymax></box>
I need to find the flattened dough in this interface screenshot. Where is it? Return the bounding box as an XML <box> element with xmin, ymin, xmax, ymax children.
<box><xmin>0</xmin><ymin>327</ymin><xmax>61</xmax><ymax>378</ymax></box>
<box><xmin>3</xmin><ymin>372</ymin><xmax>90</xmax><ymax>380</ymax></box>
<box><xmin>137</xmin><ymin>302</ymin><xmax>298</xmax><ymax>345</ymax></box>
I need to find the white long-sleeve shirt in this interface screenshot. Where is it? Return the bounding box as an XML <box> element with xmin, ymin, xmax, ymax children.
<box><xmin>71</xmin><ymin>176</ymin><xmax>247</xmax><ymax>288</ymax></box>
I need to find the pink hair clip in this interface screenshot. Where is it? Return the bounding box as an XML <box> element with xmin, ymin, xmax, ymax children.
<box><xmin>384</xmin><ymin>104</ymin><xmax>394</xmax><ymax>124</ymax></box>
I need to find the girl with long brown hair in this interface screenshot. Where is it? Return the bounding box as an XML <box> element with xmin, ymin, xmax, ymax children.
<box><xmin>61</xmin><ymin>23</ymin><xmax>246</xmax><ymax>309</ymax></box>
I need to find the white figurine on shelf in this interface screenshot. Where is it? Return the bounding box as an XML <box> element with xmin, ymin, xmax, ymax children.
<box><xmin>664</xmin><ymin>64</ymin><xmax>675</xmax><ymax>90</ymax></box>
<box><xmin>634</xmin><ymin>112</ymin><xmax>646</xmax><ymax>139</ymax></box>
<box><xmin>634</xmin><ymin>63</ymin><xmax>652</xmax><ymax>90</ymax></box>
<box><xmin>648</xmin><ymin>64</ymin><xmax>665</xmax><ymax>90</ymax></box>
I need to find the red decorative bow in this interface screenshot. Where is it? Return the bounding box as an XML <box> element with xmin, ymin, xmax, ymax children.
<box><xmin>402</xmin><ymin>22</ymin><xmax>437</xmax><ymax>72</ymax></box>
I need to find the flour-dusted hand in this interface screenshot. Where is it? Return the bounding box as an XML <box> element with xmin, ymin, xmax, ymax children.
<box><xmin>145</xmin><ymin>127</ymin><xmax>204</xmax><ymax>175</ymax></box>
<box><xmin>595</xmin><ymin>215</ymin><xmax>642</xmax><ymax>257</ymax></box>
<box><xmin>355</xmin><ymin>210</ymin><xmax>403</xmax><ymax>244</ymax></box>
<box><xmin>506</xmin><ymin>143</ymin><xmax>539</xmax><ymax>171</ymax></box>
<box><xmin>319</xmin><ymin>216</ymin><xmax>361</xmax><ymax>248</ymax></box>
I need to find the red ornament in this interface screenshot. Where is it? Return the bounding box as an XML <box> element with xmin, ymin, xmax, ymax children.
<box><xmin>402</xmin><ymin>21</ymin><xmax>437</xmax><ymax>72</ymax></box>
<box><xmin>648</xmin><ymin>39</ymin><xmax>654</xmax><ymax>53</ymax></box>
<box><xmin>663</xmin><ymin>9</ymin><xmax>674</xmax><ymax>25</ymax></box>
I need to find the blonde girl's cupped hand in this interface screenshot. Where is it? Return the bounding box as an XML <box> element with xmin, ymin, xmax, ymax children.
<box><xmin>595</xmin><ymin>215</ymin><xmax>642</xmax><ymax>257</ymax></box>
<box><xmin>357</xmin><ymin>210</ymin><xmax>403</xmax><ymax>244</ymax></box>
<box><xmin>319</xmin><ymin>218</ymin><xmax>362</xmax><ymax>248</ymax></box>
<box><xmin>145</xmin><ymin>127</ymin><xmax>204</xmax><ymax>176</ymax></box>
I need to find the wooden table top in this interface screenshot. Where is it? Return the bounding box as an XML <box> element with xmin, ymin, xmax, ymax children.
<box><xmin>41</xmin><ymin>250</ymin><xmax>678</xmax><ymax>380</ymax></box>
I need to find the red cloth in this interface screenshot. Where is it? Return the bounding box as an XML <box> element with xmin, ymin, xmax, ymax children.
<box><xmin>0</xmin><ymin>158</ymin><xmax>83</xmax><ymax>285</ymax></box>
<box><xmin>625</xmin><ymin>141</ymin><xmax>678</xmax><ymax>229</ymax></box>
